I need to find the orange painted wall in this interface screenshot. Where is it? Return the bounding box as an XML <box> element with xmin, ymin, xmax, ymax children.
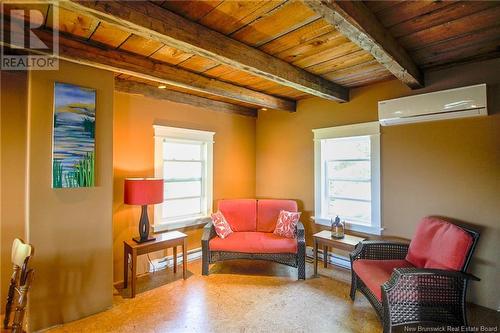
<box><xmin>256</xmin><ymin>58</ymin><xmax>500</xmax><ymax>310</ymax></box>
<box><xmin>1</xmin><ymin>63</ymin><xmax>115</xmax><ymax>331</ymax></box>
<box><xmin>26</xmin><ymin>61</ymin><xmax>114</xmax><ymax>331</ymax></box>
<box><xmin>113</xmin><ymin>91</ymin><xmax>256</xmax><ymax>281</ymax></box>
<box><xmin>257</xmin><ymin>79</ymin><xmax>412</xmax><ymax>243</ymax></box>
<box><xmin>0</xmin><ymin>72</ymin><xmax>28</xmax><ymax>312</ymax></box>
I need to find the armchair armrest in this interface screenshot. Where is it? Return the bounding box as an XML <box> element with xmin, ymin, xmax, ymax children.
<box><xmin>202</xmin><ymin>221</ymin><xmax>216</xmax><ymax>242</ymax></box>
<box><xmin>201</xmin><ymin>221</ymin><xmax>216</xmax><ymax>276</ymax></box>
<box><xmin>350</xmin><ymin>241</ymin><xmax>409</xmax><ymax>262</ymax></box>
<box><xmin>384</xmin><ymin>267</ymin><xmax>480</xmax><ymax>291</ymax></box>
<box><xmin>296</xmin><ymin>221</ymin><xmax>305</xmax><ymax>242</ymax></box>
<box><xmin>381</xmin><ymin>267</ymin><xmax>480</xmax><ymax>327</ymax></box>
<box><xmin>382</xmin><ymin>267</ymin><xmax>480</xmax><ymax>321</ymax></box>
<box><xmin>296</xmin><ymin>221</ymin><xmax>306</xmax><ymax>280</ymax></box>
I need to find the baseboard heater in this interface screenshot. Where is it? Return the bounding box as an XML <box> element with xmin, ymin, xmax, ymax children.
<box><xmin>149</xmin><ymin>247</ymin><xmax>202</xmax><ymax>273</ymax></box>
<box><xmin>148</xmin><ymin>246</ymin><xmax>350</xmax><ymax>272</ymax></box>
<box><xmin>306</xmin><ymin>246</ymin><xmax>351</xmax><ymax>270</ymax></box>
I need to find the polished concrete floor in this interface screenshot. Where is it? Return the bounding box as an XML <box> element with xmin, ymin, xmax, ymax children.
<box><xmin>46</xmin><ymin>259</ymin><xmax>499</xmax><ymax>333</ymax></box>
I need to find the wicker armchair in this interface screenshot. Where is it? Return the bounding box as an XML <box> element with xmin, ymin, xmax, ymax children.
<box><xmin>202</xmin><ymin>220</ymin><xmax>306</xmax><ymax>280</ymax></box>
<box><xmin>350</xmin><ymin>218</ymin><xmax>480</xmax><ymax>333</ymax></box>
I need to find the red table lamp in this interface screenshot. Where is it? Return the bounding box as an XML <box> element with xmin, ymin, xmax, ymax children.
<box><xmin>124</xmin><ymin>178</ymin><xmax>164</xmax><ymax>243</ymax></box>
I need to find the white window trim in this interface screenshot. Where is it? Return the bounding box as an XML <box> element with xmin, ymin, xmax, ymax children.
<box><xmin>313</xmin><ymin>121</ymin><xmax>382</xmax><ymax>235</ymax></box>
<box><xmin>153</xmin><ymin>125</ymin><xmax>215</xmax><ymax>231</ymax></box>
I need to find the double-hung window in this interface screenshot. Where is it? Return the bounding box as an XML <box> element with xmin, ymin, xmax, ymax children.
<box><xmin>154</xmin><ymin>125</ymin><xmax>214</xmax><ymax>231</ymax></box>
<box><xmin>313</xmin><ymin>122</ymin><xmax>381</xmax><ymax>235</ymax></box>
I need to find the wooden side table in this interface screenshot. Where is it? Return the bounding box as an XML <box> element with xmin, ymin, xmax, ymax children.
<box><xmin>124</xmin><ymin>231</ymin><xmax>187</xmax><ymax>298</ymax></box>
<box><xmin>313</xmin><ymin>230</ymin><xmax>365</xmax><ymax>277</ymax></box>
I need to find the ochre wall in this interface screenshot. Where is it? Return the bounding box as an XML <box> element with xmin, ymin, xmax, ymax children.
<box><xmin>113</xmin><ymin>91</ymin><xmax>256</xmax><ymax>281</ymax></box>
<box><xmin>27</xmin><ymin>61</ymin><xmax>114</xmax><ymax>331</ymax></box>
<box><xmin>256</xmin><ymin>58</ymin><xmax>500</xmax><ymax>310</ymax></box>
<box><xmin>0</xmin><ymin>71</ymin><xmax>28</xmax><ymax>312</ymax></box>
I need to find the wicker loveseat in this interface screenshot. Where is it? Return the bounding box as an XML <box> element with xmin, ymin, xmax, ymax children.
<box><xmin>350</xmin><ymin>217</ymin><xmax>480</xmax><ymax>333</ymax></box>
<box><xmin>202</xmin><ymin>199</ymin><xmax>306</xmax><ymax>280</ymax></box>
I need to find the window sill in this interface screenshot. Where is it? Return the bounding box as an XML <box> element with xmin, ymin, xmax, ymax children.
<box><xmin>154</xmin><ymin>216</ymin><xmax>210</xmax><ymax>233</ymax></box>
<box><xmin>313</xmin><ymin>217</ymin><xmax>382</xmax><ymax>236</ymax></box>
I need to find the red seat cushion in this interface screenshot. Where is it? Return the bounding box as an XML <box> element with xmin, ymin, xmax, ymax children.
<box><xmin>209</xmin><ymin>232</ymin><xmax>298</xmax><ymax>254</ymax></box>
<box><xmin>257</xmin><ymin>199</ymin><xmax>298</xmax><ymax>232</ymax></box>
<box><xmin>218</xmin><ymin>199</ymin><xmax>257</xmax><ymax>232</ymax></box>
<box><xmin>406</xmin><ymin>217</ymin><xmax>473</xmax><ymax>271</ymax></box>
<box><xmin>353</xmin><ymin>259</ymin><xmax>414</xmax><ymax>301</ymax></box>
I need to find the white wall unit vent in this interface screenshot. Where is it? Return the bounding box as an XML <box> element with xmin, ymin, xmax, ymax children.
<box><xmin>378</xmin><ymin>84</ymin><xmax>487</xmax><ymax>126</ymax></box>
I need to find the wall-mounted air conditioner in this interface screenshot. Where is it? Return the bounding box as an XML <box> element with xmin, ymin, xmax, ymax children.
<box><xmin>378</xmin><ymin>84</ymin><xmax>487</xmax><ymax>126</ymax></box>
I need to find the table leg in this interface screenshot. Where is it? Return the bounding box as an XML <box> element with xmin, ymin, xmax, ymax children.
<box><xmin>173</xmin><ymin>246</ymin><xmax>177</xmax><ymax>273</ymax></box>
<box><xmin>123</xmin><ymin>245</ymin><xmax>128</xmax><ymax>289</ymax></box>
<box><xmin>131</xmin><ymin>249</ymin><xmax>137</xmax><ymax>298</ymax></box>
<box><xmin>182</xmin><ymin>238</ymin><xmax>187</xmax><ymax>280</ymax></box>
<box><xmin>323</xmin><ymin>245</ymin><xmax>328</xmax><ymax>268</ymax></box>
<box><xmin>313</xmin><ymin>239</ymin><xmax>318</xmax><ymax>277</ymax></box>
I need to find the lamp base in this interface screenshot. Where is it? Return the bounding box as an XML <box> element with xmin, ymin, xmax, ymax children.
<box><xmin>133</xmin><ymin>235</ymin><xmax>156</xmax><ymax>243</ymax></box>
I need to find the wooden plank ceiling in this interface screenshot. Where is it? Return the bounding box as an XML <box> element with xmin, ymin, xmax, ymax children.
<box><xmin>364</xmin><ymin>1</ymin><xmax>500</xmax><ymax>69</ymax></box>
<box><xmin>152</xmin><ymin>0</ymin><xmax>392</xmax><ymax>89</ymax></box>
<box><xmin>3</xmin><ymin>1</ymin><xmax>500</xmax><ymax>116</ymax></box>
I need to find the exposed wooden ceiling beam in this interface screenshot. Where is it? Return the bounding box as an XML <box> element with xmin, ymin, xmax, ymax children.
<box><xmin>1</xmin><ymin>21</ymin><xmax>295</xmax><ymax>112</ymax></box>
<box><xmin>55</xmin><ymin>0</ymin><xmax>349</xmax><ymax>102</ymax></box>
<box><xmin>115</xmin><ymin>78</ymin><xmax>257</xmax><ymax>117</ymax></box>
<box><xmin>304</xmin><ymin>0</ymin><xmax>424</xmax><ymax>89</ymax></box>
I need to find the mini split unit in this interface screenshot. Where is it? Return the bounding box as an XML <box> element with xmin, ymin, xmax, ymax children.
<box><xmin>378</xmin><ymin>84</ymin><xmax>487</xmax><ymax>126</ymax></box>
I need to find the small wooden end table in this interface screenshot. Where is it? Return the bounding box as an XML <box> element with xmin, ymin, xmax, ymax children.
<box><xmin>124</xmin><ymin>231</ymin><xmax>187</xmax><ymax>298</ymax></box>
<box><xmin>313</xmin><ymin>230</ymin><xmax>365</xmax><ymax>276</ymax></box>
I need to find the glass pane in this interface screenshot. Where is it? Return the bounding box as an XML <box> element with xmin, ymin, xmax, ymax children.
<box><xmin>163</xmin><ymin>198</ymin><xmax>201</xmax><ymax>219</ymax></box>
<box><xmin>324</xmin><ymin>136</ymin><xmax>370</xmax><ymax>160</ymax></box>
<box><xmin>328</xmin><ymin>198</ymin><xmax>371</xmax><ymax>224</ymax></box>
<box><xmin>329</xmin><ymin>180</ymin><xmax>371</xmax><ymax>201</ymax></box>
<box><xmin>164</xmin><ymin>141</ymin><xmax>202</xmax><ymax>161</ymax></box>
<box><xmin>165</xmin><ymin>181</ymin><xmax>201</xmax><ymax>199</ymax></box>
<box><xmin>164</xmin><ymin>161</ymin><xmax>202</xmax><ymax>180</ymax></box>
<box><xmin>327</xmin><ymin>161</ymin><xmax>370</xmax><ymax>181</ymax></box>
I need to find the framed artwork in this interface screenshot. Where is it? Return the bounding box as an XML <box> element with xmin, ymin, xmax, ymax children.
<box><xmin>52</xmin><ymin>82</ymin><xmax>96</xmax><ymax>188</ymax></box>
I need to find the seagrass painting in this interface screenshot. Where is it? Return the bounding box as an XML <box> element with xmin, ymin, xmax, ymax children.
<box><xmin>52</xmin><ymin>82</ymin><xmax>96</xmax><ymax>188</ymax></box>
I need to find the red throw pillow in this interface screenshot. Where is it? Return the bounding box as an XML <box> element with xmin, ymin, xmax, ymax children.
<box><xmin>211</xmin><ymin>211</ymin><xmax>233</xmax><ymax>239</ymax></box>
<box><xmin>274</xmin><ymin>210</ymin><xmax>301</xmax><ymax>239</ymax></box>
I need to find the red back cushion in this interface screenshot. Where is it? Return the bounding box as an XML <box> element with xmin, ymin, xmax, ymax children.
<box><xmin>406</xmin><ymin>217</ymin><xmax>473</xmax><ymax>271</ymax></box>
<box><xmin>257</xmin><ymin>200</ymin><xmax>298</xmax><ymax>232</ymax></box>
<box><xmin>218</xmin><ymin>199</ymin><xmax>257</xmax><ymax>232</ymax></box>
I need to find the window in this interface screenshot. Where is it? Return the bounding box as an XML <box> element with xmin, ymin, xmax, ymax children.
<box><xmin>154</xmin><ymin>125</ymin><xmax>214</xmax><ymax>230</ymax></box>
<box><xmin>313</xmin><ymin>122</ymin><xmax>381</xmax><ymax>235</ymax></box>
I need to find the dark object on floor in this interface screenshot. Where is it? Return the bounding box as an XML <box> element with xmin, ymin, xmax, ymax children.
<box><xmin>350</xmin><ymin>216</ymin><xmax>480</xmax><ymax>333</ymax></box>
<box><xmin>3</xmin><ymin>238</ymin><xmax>34</xmax><ymax>333</ymax></box>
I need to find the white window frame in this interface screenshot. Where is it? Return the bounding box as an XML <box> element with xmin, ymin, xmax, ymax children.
<box><xmin>153</xmin><ymin>125</ymin><xmax>214</xmax><ymax>232</ymax></box>
<box><xmin>313</xmin><ymin>121</ymin><xmax>382</xmax><ymax>235</ymax></box>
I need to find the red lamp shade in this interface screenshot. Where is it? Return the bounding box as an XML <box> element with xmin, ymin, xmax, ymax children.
<box><xmin>124</xmin><ymin>178</ymin><xmax>164</xmax><ymax>205</ymax></box>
